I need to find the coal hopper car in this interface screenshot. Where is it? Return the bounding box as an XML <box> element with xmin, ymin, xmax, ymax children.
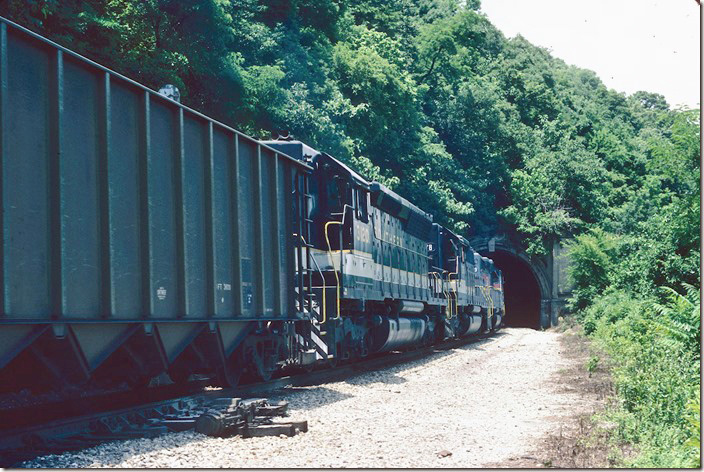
<box><xmin>0</xmin><ymin>16</ymin><xmax>312</xmax><ymax>391</ymax></box>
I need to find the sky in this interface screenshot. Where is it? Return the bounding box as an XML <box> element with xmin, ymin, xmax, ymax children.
<box><xmin>480</xmin><ymin>0</ymin><xmax>700</xmax><ymax>109</ymax></box>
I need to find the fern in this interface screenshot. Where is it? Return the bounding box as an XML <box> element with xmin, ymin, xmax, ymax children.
<box><xmin>650</xmin><ymin>283</ymin><xmax>701</xmax><ymax>360</ymax></box>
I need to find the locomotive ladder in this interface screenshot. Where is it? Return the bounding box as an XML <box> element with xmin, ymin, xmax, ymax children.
<box><xmin>293</xmin><ymin>172</ymin><xmax>331</xmax><ymax>362</ymax></box>
<box><xmin>480</xmin><ymin>285</ymin><xmax>494</xmax><ymax>321</ymax></box>
<box><xmin>447</xmin><ymin>256</ymin><xmax>459</xmax><ymax>319</ymax></box>
<box><xmin>302</xmin><ymin>174</ymin><xmax>316</xmax><ymax>318</ymax></box>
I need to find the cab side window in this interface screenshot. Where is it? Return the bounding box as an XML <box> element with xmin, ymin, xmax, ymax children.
<box><xmin>355</xmin><ymin>187</ymin><xmax>368</xmax><ymax>222</ymax></box>
<box><xmin>326</xmin><ymin>179</ymin><xmax>341</xmax><ymax>213</ymax></box>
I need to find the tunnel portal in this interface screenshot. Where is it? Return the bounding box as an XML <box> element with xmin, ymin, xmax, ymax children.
<box><xmin>484</xmin><ymin>250</ymin><xmax>542</xmax><ymax>329</ymax></box>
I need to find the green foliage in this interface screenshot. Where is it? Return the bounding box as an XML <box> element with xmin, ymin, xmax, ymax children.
<box><xmin>585</xmin><ymin>355</ymin><xmax>599</xmax><ymax>376</ymax></box>
<box><xmin>0</xmin><ymin>1</ymin><xmax>699</xmax><ymax>467</ymax></box>
<box><xmin>650</xmin><ymin>284</ymin><xmax>701</xmax><ymax>362</ymax></box>
<box><xmin>564</xmin><ymin>229</ymin><xmax>619</xmax><ymax>311</ymax></box>
<box><xmin>683</xmin><ymin>398</ymin><xmax>701</xmax><ymax>468</ymax></box>
<box><xmin>2</xmin><ymin>0</ymin><xmax>697</xmax><ymax>244</ymax></box>
<box><xmin>582</xmin><ymin>287</ymin><xmax>700</xmax><ymax>467</ymax></box>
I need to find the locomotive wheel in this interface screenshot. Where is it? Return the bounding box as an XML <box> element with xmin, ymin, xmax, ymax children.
<box><xmin>489</xmin><ymin>312</ymin><xmax>497</xmax><ymax>332</ymax></box>
<box><xmin>480</xmin><ymin>313</ymin><xmax>490</xmax><ymax>333</ymax></box>
<box><xmin>492</xmin><ymin>313</ymin><xmax>503</xmax><ymax>332</ymax></box>
<box><xmin>360</xmin><ymin>333</ymin><xmax>371</xmax><ymax>357</ymax></box>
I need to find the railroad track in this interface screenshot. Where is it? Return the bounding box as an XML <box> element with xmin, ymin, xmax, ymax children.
<box><xmin>0</xmin><ymin>330</ymin><xmax>501</xmax><ymax>467</ymax></box>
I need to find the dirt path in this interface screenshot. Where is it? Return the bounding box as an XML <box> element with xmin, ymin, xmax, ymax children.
<box><xmin>23</xmin><ymin>327</ymin><xmax>608</xmax><ymax>468</ymax></box>
<box><xmin>487</xmin><ymin>326</ymin><xmax>616</xmax><ymax>468</ymax></box>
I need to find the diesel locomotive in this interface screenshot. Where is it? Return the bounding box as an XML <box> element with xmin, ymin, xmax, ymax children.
<box><xmin>262</xmin><ymin>140</ymin><xmax>505</xmax><ymax>368</ymax></box>
<box><xmin>0</xmin><ymin>16</ymin><xmax>504</xmax><ymax>394</ymax></box>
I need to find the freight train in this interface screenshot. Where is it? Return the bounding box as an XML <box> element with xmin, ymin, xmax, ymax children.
<box><xmin>0</xmin><ymin>16</ymin><xmax>504</xmax><ymax>394</ymax></box>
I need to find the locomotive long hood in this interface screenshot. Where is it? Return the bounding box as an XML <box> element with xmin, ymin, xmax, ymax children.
<box><xmin>370</xmin><ymin>183</ymin><xmax>434</xmax><ymax>240</ymax></box>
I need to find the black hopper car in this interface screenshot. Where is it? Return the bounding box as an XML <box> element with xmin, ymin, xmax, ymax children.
<box><xmin>0</xmin><ymin>16</ymin><xmax>504</xmax><ymax>394</ymax></box>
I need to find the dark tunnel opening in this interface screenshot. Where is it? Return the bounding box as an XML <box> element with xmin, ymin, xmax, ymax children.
<box><xmin>483</xmin><ymin>251</ymin><xmax>542</xmax><ymax>329</ymax></box>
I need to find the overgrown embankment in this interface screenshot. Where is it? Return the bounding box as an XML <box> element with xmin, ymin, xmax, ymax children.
<box><xmin>575</xmin><ymin>289</ymin><xmax>700</xmax><ymax>468</ymax></box>
<box><xmin>564</xmin><ymin>229</ymin><xmax>700</xmax><ymax>468</ymax></box>
<box><xmin>560</xmin><ymin>98</ymin><xmax>700</xmax><ymax>467</ymax></box>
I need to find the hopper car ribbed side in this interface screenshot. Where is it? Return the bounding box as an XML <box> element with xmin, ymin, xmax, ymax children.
<box><xmin>0</xmin><ymin>16</ymin><xmax>311</xmax><ymax>390</ymax></box>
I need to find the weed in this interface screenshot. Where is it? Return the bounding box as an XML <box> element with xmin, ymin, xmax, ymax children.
<box><xmin>585</xmin><ymin>355</ymin><xmax>599</xmax><ymax>376</ymax></box>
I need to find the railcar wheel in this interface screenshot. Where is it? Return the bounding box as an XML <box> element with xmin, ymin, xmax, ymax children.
<box><xmin>217</xmin><ymin>344</ymin><xmax>246</xmax><ymax>387</ymax></box>
<box><xmin>253</xmin><ymin>365</ymin><xmax>274</xmax><ymax>382</ymax></box>
<box><xmin>168</xmin><ymin>369</ymin><xmax>191</xmax><ymax>385</ymax></box>
<box><xmin>217</xmin><ymin>360</ymin><xmax>244</xmax><ymax>388</ymax></box>
<box><xmin>250</xmin><ymin>343</ymin><xmax>277</xmax><ymax>382</ymax></box>
<box><xmin>126</xmin><ymin>374</ymin><xmax>152</xmax><ymax>390</ymax></box>
<box><xmin>254</xmin><ymin>365</ymin><xmax>273</xmax><ymax>382</ymax></box>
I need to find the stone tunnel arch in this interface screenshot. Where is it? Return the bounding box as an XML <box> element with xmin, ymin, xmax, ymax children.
<box><xmin>471</xmin><ymin>236</ymin><xmax>553</xmax><ymax>329</ymax></box>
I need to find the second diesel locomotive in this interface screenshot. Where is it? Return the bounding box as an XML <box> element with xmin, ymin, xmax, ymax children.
<box><xmin>263</xmin><ymin>139</ymin><xmax>505</xmax><ymax>367</ymax></box>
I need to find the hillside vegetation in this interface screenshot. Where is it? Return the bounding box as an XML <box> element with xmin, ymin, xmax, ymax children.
<box><xmin>2</xmin><ymin>0</ymin><xmax>700</xmax><ymax>467</ymax></box>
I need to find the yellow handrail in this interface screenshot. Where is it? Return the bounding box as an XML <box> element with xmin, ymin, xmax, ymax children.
<box><xmin>294</xmin><ymin>233</ymin><xmax>327</xmax><ymax>325</ymax></box>
<box><xmin>480</xmin><ymin>285</ymin><xmax>494</xmax><ymax>321</ymax></box>
<box><xmin>430</xmin><ymin>271</ymin><xmax>452</xmax><ymax>319</ymax></box>
<box><xmin>324</xmin><ymin>220</ymin><xmax>343</xmax><ymax>321</ymax></box>
<box><xmin>447</xmin><ymin>270</ymin><xmax>459</xmax><ymax>319</ymax></box>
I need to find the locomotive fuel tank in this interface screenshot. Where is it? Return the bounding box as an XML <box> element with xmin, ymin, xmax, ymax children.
<box><xmin>397</xmin><ymin>300</ymin><xmax>425</xmax><ymax>314</ymax></box>
<box><xmin>458</xmin><ymin>314</ymin><xmax>483</xmax><ymax>337</ymax></box>
<box><xmin>370</xmin><ymin>316</ymin><xmax>426</xmax><ymax>352</ymax></box>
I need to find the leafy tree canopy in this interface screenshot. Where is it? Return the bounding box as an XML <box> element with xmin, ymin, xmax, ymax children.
<box><xmin>1</xmin><ymin>0</ymin><xmax>698</xmax><ymax>265</ymax></box>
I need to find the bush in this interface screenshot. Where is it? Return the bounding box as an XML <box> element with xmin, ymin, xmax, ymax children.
<box><xmin>585</xmin><ymin>287</ymin><xmax>700</xmax><ymax>468</ymax></box>
<box><xmin>565</xmin><ymin>229</ymin><xmax>619</xmax><ymax>311</ymax></box>
<box><xmin>579</xmin><ymin>290</ymin><xmax>647</xmax><ymax>335</ymax></box>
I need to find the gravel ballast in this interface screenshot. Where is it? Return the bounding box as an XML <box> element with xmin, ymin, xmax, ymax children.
<box><xmin>21</xmin><ymin>327</ymin><xmax>591</xmax><ymax>468</ymax></box>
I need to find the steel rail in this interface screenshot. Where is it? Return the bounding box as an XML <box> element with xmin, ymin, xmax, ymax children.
<box><xmin>0</xmin><ymin>328</ymin><xmax>505</xmax><ymax>467</ymax></box>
